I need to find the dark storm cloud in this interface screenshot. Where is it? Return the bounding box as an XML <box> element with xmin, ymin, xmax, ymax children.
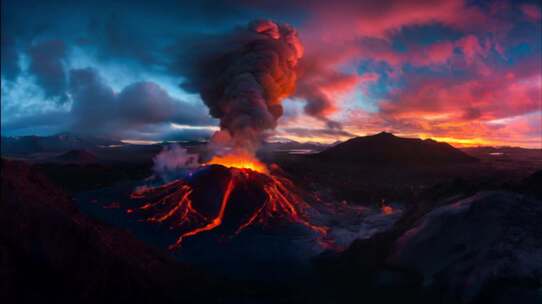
<box><xmin>95</xmin><ymin>12</ymin><xmax>162</xmax><ymax>65</ymax></box>
<box><xmin>68</xmin><ymin>68</ymin><xmax>116</xmax><ymax>132</ymax></box>
<box><xmin>28</xmin><ymin>40</ymin><xmax>68</xmax><ymax>102</ymax></box>
<box><xmin>1</xmin><ymin>0</ymin><xmax>23</xmax><ymax>80</ymax></box>
<box><xmin>2</xmin><ymin>0</ymin><xmax>251</xmax><ymax>139</ymax></box>
<box><xmin>2</xmin><ymin>68</ymin><xmax>216</xmax><ymax>139</ymax></box>
<box><xmin>0</xmin><ymin>111</ymin><xmax>70</xmax><ymax>134</ymax></box>
<box><xmin>68</xmin><ymin>68</ymin><xmax>214</xmax><ymax>137</ymax></box>
<box><xmin>117</xmin><ymin>82</ymin><xmax>213</xmax><ymax>126</ymax></box>
<box><xmin>1</xmin><ymin>35</ymin><xmax>20</xmax><ymax>80</ymax></box>
<box><xmin>1</xmin><ymin>0</ymin><xmax>278</xmax><ymax>78</ymax></box>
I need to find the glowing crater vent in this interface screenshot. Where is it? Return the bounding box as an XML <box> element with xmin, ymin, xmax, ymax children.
<box><xmin>207</xmin><ymin>152</ymin><xmax>268</xmax><ymax>173</ymax></box>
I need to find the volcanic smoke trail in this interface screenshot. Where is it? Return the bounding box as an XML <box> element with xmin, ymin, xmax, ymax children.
<box><xmin>177</xmin><ymin>19</ymin><xmax>303</xmax><ymax>154</ymax></box>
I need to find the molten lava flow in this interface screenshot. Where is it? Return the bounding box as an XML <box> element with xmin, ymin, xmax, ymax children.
<box><xmin>128</xmin><ymin>158</ymin><xmax>328</xmax><ymax>250</ymax></box>
<box><xmin>381</xmin><ymin>205</ymin><xmax>393</xmax><ymax>215</ymax></box>
<box><xmin>207</xmin><ymin>152</ymin><xmax>268</xmax><ymax>173</ymax></box>
<box><xmin>168</xmin><ymin>178</ymin><xmax>236</xmax><ymax>250</ymax></box>
<box><xmin>252</xmin><ymin>174</ymin><xmax>328</xmax><ymax>236</ymax></box>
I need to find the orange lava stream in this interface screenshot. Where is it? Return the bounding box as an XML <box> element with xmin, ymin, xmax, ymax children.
<box><xmin>168</xmin><ymin>178</ymin><xmax>235</xmax><ymax>250</ymax></box>
<box><xmin>257</xmin><ymin>175</ymin><xmax>328</xmax><ymax>235</ymax></box>
<box><xmin>129</xmin><ymin>165</ymin><xmax>328</xmax><ymax>250</ymax></box>
<box><xmin>148</xmin><ymin>187</ymin><xmax>193</xmax><ymax>223</ymax></box>
<box><xmin>381</xmin><ymin>205</ymin><xmax>393</xmax><ymax>215</ymax></box>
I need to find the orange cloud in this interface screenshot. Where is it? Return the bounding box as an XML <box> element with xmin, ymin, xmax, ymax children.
<box><xmin>276</xmin><ymin>0</ymin><xmax>541</xmax><ymax>147</ymax></box>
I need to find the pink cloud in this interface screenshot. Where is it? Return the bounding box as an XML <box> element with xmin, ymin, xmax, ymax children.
<box><xmin>408</xmin><ymin>40</ymin><xmax>455</xmax><ymax>66</ymax></box>
<box><xmin>277</xmin><ymin>0</ymin><xmax>540</xmax><ymax>147</ymax></box>
<box><xmin>380</xmin><ymin>71</ymin><xmax>540</xmax><ymax>121</ymax></box>
<box><xmin>344</xmin><ymin>109</ymin><xmax>541</xmax><ymax>148</ymax></box>
<box><xmin>341</xmin><ymin>57</ymin><xmax>541</xmax><ymax>147</ymax></box>
<box><xmin>305</xmin><ymin>0</ymin><xmax>488</xmax><ymax>40</ymax></box>
<box><xmin>295</xmin><ymin>45</ymin><xmax>379</xmax><ymax>121</ymax></box>
<box><xmin>455</xmin><ymin>35</ymin><xmax>486</xmax><ymax>63</ymax></box>
<box><xmin>521</xmin><ymin>4</ymin><xmax>542</xmax><ymax>21</ymax></box>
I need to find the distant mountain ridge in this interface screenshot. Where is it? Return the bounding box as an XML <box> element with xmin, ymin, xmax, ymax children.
<box><xmin>315</xmin><ymin>132</ymin><xmax>478</xmax><ymax>165</ymax></box>
<box><xmin>0</xmin><ymin>158</ymin><xmax>212</xmax><ymax>302</ymax></box>
<box><xmin>1</xmin><ymin>133</ymin><xmax>121</xmax><ymax>156</ymax></box>
<box><xmin>52</xmin><ymin>149</ymin><xmax>98</xmax><ymax>164</ymax></box>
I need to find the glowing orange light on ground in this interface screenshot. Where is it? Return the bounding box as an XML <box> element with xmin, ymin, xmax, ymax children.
<box><xmin>381</xmin><ymin>205</ymin><xmax>393</xmax><ymax>215</ymax></box>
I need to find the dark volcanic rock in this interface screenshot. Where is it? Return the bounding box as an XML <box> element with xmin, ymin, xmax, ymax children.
<box><xmin>1</xmin><ymin>133</ymin><xmax>120</xmax><ymax>156</ymax></box>
<box><xmin>314</xmin><ymin>190</ymin><xmax>542</xmax><ymax>304</ymax></box>
<box><xmin>0</xmin><ymin>159</ymin><xmax>215</xmax><ymax>303</ymax></box>
<box><xmin>388</xmin><ymin>191</ymin><xmax>542</xmax><ymax>303</ymax></box>
<box><xmin>521</xmin><ymin>169</ymin><xmax>542</xmax><ymax>199</ymax></box>
<box><xmin>52</xmin><ymin>149</ymin><xmax>98</xmax><ymax>164</ymax></box>
<box><xmin>315</xmin><ymin>132</ymin><xmax>477</xmax><ymax>165</ymax></box>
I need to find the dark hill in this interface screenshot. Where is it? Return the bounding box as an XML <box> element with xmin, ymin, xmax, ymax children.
<box><xmin>52</xmin><ymin>149</ymin><xmax>97</xmax><ymax>164</ymax></box>
<box><xmin>1</xmin><ymin>133</ymin><xmax>121</xmax><ymax>156</ymax></box>
<box><xmin>315</xmin><ymin>132</ymin><xmax>477</xmax><ymax>165</ymax></box>
<box><xmin>0</xmin><ymin>159</ymin><xmax>214</xmax><ymax>302</ymax></box>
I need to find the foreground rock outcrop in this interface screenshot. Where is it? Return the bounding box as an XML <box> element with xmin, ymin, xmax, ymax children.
<box><xmin>388</xmin><ymin>191</ymin><xmax>542</xmax><ymax>303</ymax></box>
<box><xmin>0</xmin><ymin>159</ymin><xmax>214</xmax><ymax>303</ymax></box>
<box><xmin>315</xmin><ymin>180</ymin><xmax>542</xmax><ymax>304</ymax></box>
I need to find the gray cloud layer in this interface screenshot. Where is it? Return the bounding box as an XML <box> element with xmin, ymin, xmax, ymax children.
<box><xmin>28</xmin><ymin>40</ymin><xmax>68</xmax><ymax>102</ymax></box>
<box><xmin>68</xmin><ymin>68</ymin><xmax>215</xmax><ymax>138</ymax></box>
<box><xmin>2</xmin><ymin>67</ymin><xmax>215</xmax><ymax>139</ymax></box>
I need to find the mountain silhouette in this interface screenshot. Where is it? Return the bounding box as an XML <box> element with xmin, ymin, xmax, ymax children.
<box><xmin>315</xmin><ymin>132</ymin><xmax>477</xmax><ymax>165</ymax></box>
<box><xmin>1</xmin><ymin>133</ymin><xmax>120</xmax><ymax>156</ymax></box>
<box><xmin>52</xmin><ymin>149</ymin><xmax>97</xmax><ymax>164</ymax></box>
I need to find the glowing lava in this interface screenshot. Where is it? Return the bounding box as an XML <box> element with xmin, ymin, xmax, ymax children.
<box><xmin>381</xmin><ymin>205</ymin><xmax>393</xmax><ymax>215</ymax></box>
<box><xmin>128</xmin><ymin>158</ymin><xmax>328</xmax><ymax>250</ymax></box>
<box><xmin>207</xmin><ymin>152</ymin><xmax>268</xmax><ymax>173</ymax></box>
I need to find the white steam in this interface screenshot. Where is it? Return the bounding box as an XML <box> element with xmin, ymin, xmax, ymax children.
<box><xmin>152</xmin><ymin>144</ymin><xmax>199</xmax><ymax>180</ymax></box>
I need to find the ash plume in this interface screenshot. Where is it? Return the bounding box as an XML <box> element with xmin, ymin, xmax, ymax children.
<box><xmin>175</xmin><ymin>20</ymin><xmax>303</xmax><ymax>154</ymax></box>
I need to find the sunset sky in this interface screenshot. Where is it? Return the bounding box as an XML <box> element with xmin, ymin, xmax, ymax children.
<box><xmin>2</xmin><ymin>0</ymin><xmax>541</xmax><ymax>147</ymax></box>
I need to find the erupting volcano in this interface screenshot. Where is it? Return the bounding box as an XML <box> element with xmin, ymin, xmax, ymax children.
<box><xmin>126</xmin><ymin>20</ymin><xmax>328</xmax><ymax>249</ymax></box>
<box><xmin>129</xmin><ymin>160</ymin><xmax>327</xmax><ymax>250</ymax></box>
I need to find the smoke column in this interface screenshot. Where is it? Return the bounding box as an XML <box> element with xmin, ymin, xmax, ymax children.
<box><xmin>177</xmin><ymin>20</ymin><xmax>303</xmax><ymax>154</ymax></box>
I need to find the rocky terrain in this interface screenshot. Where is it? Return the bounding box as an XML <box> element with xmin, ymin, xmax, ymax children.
<box><xmin>314</xmin><ymin>170</ymin><xmax>542</xmax><ymax>304</ymax></box>
<box><xmin>0</xmin><ymin>159</ymin><xmax>216</xmax><ymax>303</ymax></box>
<box><xmin>2</xmin><ymin>133</ymin><xmax>541</xmax><ymax>303</ymax></box>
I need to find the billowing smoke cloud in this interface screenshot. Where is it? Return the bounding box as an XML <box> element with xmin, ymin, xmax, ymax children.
<box><xmin>175</xmin><ymin>20</ymin><xmax>303</xmax><ymax>154</ymax></box>
<box><xmin>152</xmin><ymin>144</ymin><xmax>199</xmax><ymax>181</ymax></box>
